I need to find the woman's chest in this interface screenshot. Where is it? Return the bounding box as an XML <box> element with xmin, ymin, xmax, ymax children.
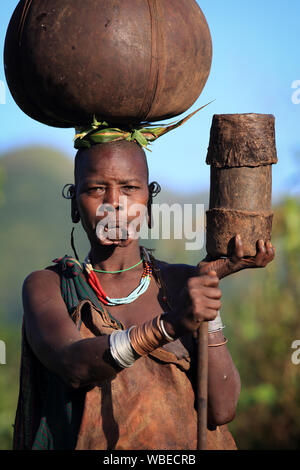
<box><xmin>103</xmin><ymin>277</ymin><xmax>170</xmax><ymax>329</ymax></box>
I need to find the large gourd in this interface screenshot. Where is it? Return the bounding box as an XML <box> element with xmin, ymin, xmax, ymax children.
<box><xmin>4</xmin><ymin>0</ymin><xmax>212</xmax><ymax>128</ymax></box>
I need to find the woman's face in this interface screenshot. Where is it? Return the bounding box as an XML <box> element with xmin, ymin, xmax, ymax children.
<box><xmin>74</xmin><ymin>142</ymin><xmax>149</xmax><ymax>248</ymax></box>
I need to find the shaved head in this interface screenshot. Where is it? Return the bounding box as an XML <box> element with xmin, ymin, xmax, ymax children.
<box><xmin>74</xmin><ymin>141</ymin><xmax>149</xmax><ymax>187</ymax></box>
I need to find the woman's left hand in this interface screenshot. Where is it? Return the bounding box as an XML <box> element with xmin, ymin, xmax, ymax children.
<box><xmin>197</xmin><ymin>234</ymin><xmax>275</xmax><ymax>280</ymax></box>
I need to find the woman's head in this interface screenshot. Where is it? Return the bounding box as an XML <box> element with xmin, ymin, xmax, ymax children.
<box><xmin>69</xmin><ymin>141</ymin><xmax>158</xmax><ymax>248</ymax></box>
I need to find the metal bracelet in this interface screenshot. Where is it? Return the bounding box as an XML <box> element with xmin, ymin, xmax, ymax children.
<box><xmin>208</xmin><ymin>311</ymin><xmax>225</xmax><ymax>334</ymax></box>
<box><xmin>160</xmin><ymin>317</ymin><xmax>175</xmax><ymax>342</ymax></box>
<box><xmin>109</xmin><ymin>326</ymin><xmax>137</xmax><ymax>369</ymax></box>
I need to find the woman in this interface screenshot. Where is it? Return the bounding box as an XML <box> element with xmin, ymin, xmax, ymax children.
<box><xmin>13</xmin><ymin>140</ymin><xmax>275</xmax><ymax>450</ymax></box>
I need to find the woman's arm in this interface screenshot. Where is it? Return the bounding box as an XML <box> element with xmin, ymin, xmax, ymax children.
<box><xmin>194</xmin><ymin>235</ymin><xmax>274</xmax><ymax>425</ymax></box>
<box><xmin>23</xmin><ymin>269</ymin><xmax>122</xmax><ymax>389</ymax></box>
<box><xmin>162</xmin><ymin>271</ymin><xmax>241</xmax><ymax>427</ymax></box>
<box><xmin>207</xmin><ymin>330</ymin><xmax>241</xmax><ymax>426</ymax></box>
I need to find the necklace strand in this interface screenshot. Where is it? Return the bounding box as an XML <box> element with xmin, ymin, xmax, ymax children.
<box><xmin>92</xmin><ymin>258</ymin><xmax>143</xmax><ymax>274</ymax></box>
<box><xmin>84</xmin><ymin>247</ymin><xmax>152</xmax><ymax>306</ymax></box>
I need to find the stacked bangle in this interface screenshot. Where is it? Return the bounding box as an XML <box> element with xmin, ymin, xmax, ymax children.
<box><xmin>130</xmin><ymin>315</ymin><xmax>173</xmax><ymax>357</ymax></box>
<box><xmin>160</xmin><ymin>317</ymin><xmax>175</xmax><ymax>342</ymax></box>
<box><xmin>109</xmin><ymin>311</ymin><xmax>228</xmax><ymax>368</ymax></box>
<box><xmin>109</xmin><ymin>327</ymin><xmax>137</xmax><ymax>369</ymax></box>
<box><xmin>109</xmin><ymin>314</ymin><xmax>174</xmax><ymax>369</ymax></box>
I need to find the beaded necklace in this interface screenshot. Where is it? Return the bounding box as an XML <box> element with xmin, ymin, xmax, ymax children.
<box><xmin>92</xmin><ymin>258</ymin><xmax>143</xmax><ymax>274</ymax></box>
<box><xmin>83</xmin><ymin>247</ymin><xmax>152</xmax><ymax>306</ymax></box>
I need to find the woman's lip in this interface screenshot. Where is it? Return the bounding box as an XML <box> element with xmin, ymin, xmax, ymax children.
<box><xmin>101</xmin><ymin>226</ymin><xmax>128</xmax><ymax>238</ymax></box>
<box><xmin>103</xmin><ymin>224</ymin><xmax>127</xmax><ymax>231</ymax></box>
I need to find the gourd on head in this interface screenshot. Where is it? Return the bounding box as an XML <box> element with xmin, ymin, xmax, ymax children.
<box><xmin>4</xmin><ymin>0</ymin><xmax>212</xmax><ymax>128</ymax></box>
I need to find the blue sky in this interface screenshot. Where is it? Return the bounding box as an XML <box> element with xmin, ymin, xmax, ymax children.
<box><xmin>0</xmin><ymin>0</ymin><xmax>299</xmax><ymax>197</ymax></box>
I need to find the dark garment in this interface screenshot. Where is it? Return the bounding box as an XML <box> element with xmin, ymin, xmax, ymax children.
<box><xmin>13</xmin><ymin>255</ymin><xmax>101</xmax><ymax>450</ymax></box>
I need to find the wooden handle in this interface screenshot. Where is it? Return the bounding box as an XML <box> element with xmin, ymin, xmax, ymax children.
<box><xmin>197</xmin><ymin>322</ymin><xmax>208</xmax><ymax>450</ymax></box>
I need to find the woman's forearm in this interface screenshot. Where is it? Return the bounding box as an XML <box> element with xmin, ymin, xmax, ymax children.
<box><xmin>58</xmin><ymin>335</ymin><xmax>121</xmax><ymax>388</ymax></box>
<box><xmin>207</xmin><ymin>331</ymin><xmax>241</xmax><ymax>426</ymax></box>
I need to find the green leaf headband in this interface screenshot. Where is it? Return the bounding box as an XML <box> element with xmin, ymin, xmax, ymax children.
<box><xmin>74</xmin><ymin>102</ymin><xmax>212</xmax><ymax>151</ymax></box>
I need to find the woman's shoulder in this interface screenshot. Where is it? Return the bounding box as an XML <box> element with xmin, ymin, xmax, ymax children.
<box><xmin>156</xmin><ymin>259</ymin><xmax>197</xmax><ymax>276</ymax></box>
<box><xmin>23</xmin><ymin>265</ymin><xmax>61</xmax><ymax>296</ymax></box>
<box><xmin>22</xmin><ymin>255</ymin><xmax>77</xmax><ymax>293</ymax></box>
<box><xmin>24</xmin><ymin>255</ymin><xmax>82</xmax><ymax>284</ymax></box>
<box><xmin>149</xmin><ymin>252</ymin><xmax>198</xmax><ymax>289</ymax></box>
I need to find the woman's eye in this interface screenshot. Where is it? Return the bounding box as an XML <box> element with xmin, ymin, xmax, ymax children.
<box><xmin>123</xmin><ymin>186</ymin><xmax>138</xmax><ymax>191</ymax></box>
<box><xmin>87</xmin><ymin>187</ymin><xmax>105</xmax><ymax>193</ymax></box>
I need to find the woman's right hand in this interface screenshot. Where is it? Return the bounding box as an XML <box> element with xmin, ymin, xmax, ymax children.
<box><xmin>163</xmin><ymin>271</ymin><xmax>222</xmax><ymax>338</ymax></box>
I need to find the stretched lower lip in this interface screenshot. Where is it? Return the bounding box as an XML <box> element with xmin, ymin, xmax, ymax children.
<box><xmin>103</xmin><ymin>226</ymin><xmax>125</xmax><ymax>231</ymax></box>
<box><xmin>101</xmin><ymin>226</ymin><xmax>128</xmax><ymax>238</ymax></box>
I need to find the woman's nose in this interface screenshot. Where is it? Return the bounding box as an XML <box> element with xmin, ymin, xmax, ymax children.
<box><xmin>103</xmin><ymin>187</ymin><xmax>123</xmax><ymax>210</ymax></box>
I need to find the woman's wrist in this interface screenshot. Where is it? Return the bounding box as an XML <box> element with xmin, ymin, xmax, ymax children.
<box><xmin>208</xmin><ymin>330</ymin><xmax>226</xmax><ymax>345</ymax></box>
<box><xmin>208</xmin><ymin>310</ymin><xmax>227</xmax><ymax>347</ymax></box>
<box><xmin>208</xmin><ymin>310</ymin><xmax>225</xmax><ymax>333</ymax></box>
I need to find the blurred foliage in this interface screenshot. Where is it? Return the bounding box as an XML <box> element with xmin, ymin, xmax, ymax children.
<box><xmin>0</xmin><ymin>164</ymin><xmax>5</xmax><ymax>207</ymax></box>
<box><xmin>0</xmin><ymin>147</ymin><xmax>89</xmax><ymax>323</ymax></box>
<box><xmin>0</xmin><ymin>147</ymin><xmax>300</xmax><ymax>449</ymax></box>
<box><xmin>224</xmin><ymin>196</ymin><xmax>300</xmax><ymax>449</ymax></box>
<box><xmin>0</xmin><ymin>324</ymin><xmax>21</xmax><ymax>450</ymax></box>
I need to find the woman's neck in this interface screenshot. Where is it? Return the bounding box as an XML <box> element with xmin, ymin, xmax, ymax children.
<box><xmin>88</xmin><ymin>241</ymin><xmax>143</xmax><ymax>273</ymax></box>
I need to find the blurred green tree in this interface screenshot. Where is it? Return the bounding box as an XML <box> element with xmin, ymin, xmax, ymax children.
<box><xmin>225</xmin><ymin>197</ymin><xmax>300</xmax><ymax>449</ymax></box>
<box><xmin>0</xmin><ymin>325</ymin><xmax>21</xmax><ymax>450</ymax></box>
<box><xmin>0</xmin><ymin>166</ymin><xmax>21</xmax><ymax>449</ymax></box>
<box><xmin>0</xmin><ymin>164</ymin><xmax>5</xmax><ymax>207</ymax></box>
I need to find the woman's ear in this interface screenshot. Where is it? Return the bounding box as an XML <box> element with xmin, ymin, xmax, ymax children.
<box><xmin>147</xmin><ymin>197</ymin><xmax>153</xmax><ymax>229</ymax></box>
<box><xmin>71</xmin><ymin>198</ymin><xmax>80</xmax><ymax>224</ymax></box>
<box><xmin>62</xmin><ymin>183</ymin><xmax>80</xmax><ymax>224</ymax></box>
<box><xmin>147</xmin><ymin>181</ymin><xmax>161</xmax><ymax>229</ymax></box>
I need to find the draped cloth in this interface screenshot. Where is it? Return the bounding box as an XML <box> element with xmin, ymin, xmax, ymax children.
<box><xmin>13</xmin><ymin>255</ymin><xmax>237</xmax><ymax>450</ymax></box>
